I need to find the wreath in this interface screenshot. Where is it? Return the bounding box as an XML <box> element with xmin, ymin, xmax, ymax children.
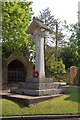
<box><xmin>33</xmin><ymin>71</ymin><xmax>39</xmax><ymax>78</ymax></box>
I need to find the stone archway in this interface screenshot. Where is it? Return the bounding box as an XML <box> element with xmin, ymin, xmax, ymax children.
<box><xmin>7</xmin><ymin>53</ymin><xmax>28</xmax><ymax>83</ymax></box>
<box><xmin>8</xmin><ymin>60</ymin><xmax>26</xmax><ymax>82</ymax></box>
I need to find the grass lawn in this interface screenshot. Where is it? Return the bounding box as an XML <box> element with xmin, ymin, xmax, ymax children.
<box><xmin>0</xmin><ymin>86</ymin><xmax>80</xmax><ymax>116</ymax></box>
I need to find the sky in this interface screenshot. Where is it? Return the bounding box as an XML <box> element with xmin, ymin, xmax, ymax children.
<box><xmin>31</xmin><ymin>0</ymin><xmax>80</xmax><ymax>24</ymax></box>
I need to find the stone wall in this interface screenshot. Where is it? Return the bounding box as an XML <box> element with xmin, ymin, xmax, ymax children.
<box><xmin>66</xmin><ymin>66</ymin><xmax>80</xmax><ymax>85</ymax></box>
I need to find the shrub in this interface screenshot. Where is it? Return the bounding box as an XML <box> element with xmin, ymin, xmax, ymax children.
<box><xmin>45</xmin><ymin>54</ymin><xmax>66</xmax><ymax>81</ymax></box>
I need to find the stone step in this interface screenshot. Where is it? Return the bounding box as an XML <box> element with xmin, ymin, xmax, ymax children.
<box><xmin>2</xmin><ymin>92</ymin><xmax>63</xmax><ymax>107</ymax></box>
<box><xmin>18</xmin><ymin>82</ymin><xmax>61</xmax><ymax>90</ymax></box>
<box><xmin>11</xmin><ymin>88</ymin><xmax>63</xmax><ymax>96</ymax></box>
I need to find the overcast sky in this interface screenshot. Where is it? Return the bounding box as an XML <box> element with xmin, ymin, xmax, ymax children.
<box><xmin>31</xmin><ymin>0</ymin><xmax>80</xmax><ymax>24</ymax></box>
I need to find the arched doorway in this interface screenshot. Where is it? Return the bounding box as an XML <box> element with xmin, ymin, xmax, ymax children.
<box><xmin>8</xmin><ymin>59</ymin><xmax>26</xmax><ymax>82</ymax></box>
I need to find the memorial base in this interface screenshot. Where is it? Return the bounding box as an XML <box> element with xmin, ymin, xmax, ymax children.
<box><xmin>11</xmin><ymin>78</ymin><xmax>63</xmax><ymax>96</ymax></box>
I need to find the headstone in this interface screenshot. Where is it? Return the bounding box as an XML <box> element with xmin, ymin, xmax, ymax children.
<box><xmin>70</xmin><ymin>66</ymin><xmax>77</xmax><ymax>84</ymax></box>
<box><xmin>70</xmin><ymin>66</ymin><xmax>80</xmax><ymax>85</ymax></box>
<box><xmin>75</xmin><ymin>67</ymin><xmax>80</xmax><ymax>85</ymax></box>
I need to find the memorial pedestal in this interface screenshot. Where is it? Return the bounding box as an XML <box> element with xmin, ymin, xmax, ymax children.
<box><xmin>11</xmin><ymin>78</ymin><xmax>62</xmax><ymax>96</ymax></box>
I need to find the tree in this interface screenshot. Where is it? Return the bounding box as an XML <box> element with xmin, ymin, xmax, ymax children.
<box><xmin>77</xmin><ymin>23</ymin><xmax>80</xmax><ymax>56</ymax></box>
<box><xmin>38</xmin><ymin>8</ymin><xmax>66</xmax><ymax>79</ymax></box>
<box><xmin>60</xmin><ymin>23</ymin><xmax>80</xmax><ymax>69</ymax></box>
<box><xmin>38</xmin><ymin>8</ymin><xmax>66</xmax><ymax>59</ymax></box>
<box><xmin>39</xmin><ymin>8</ymin><xmax>65</xmax><ymax>43</ymax></box>
<box><xmin>39</xmin><ymin>8</ymin><xmax>56</xmax><ymax>33</ymax></box>
<box><xmin>2</xmin><ymin>1</ymin><xmax>33</xmax><ymax>61</ymax></box>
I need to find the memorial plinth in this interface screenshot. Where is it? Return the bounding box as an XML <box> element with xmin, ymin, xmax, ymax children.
<box><xmin>11</xmin><ymin>17</ymin><xmax>63</xmax><ymax>96</ymax></box>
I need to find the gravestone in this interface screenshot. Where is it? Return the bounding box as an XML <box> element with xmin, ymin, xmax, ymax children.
<box><xmin>11</xmin><ymin>17</ymin><xmax>62</xmax><ymax>96</ymax></box>
<box><xmin>70</xmin><ymin>66</ymin><xmax>80</xmax><ymax>85</ymax></box>
<box><xmin>70</xmin><ymin>66</ymin><xmax>77</xmax><ymax>84</ymax></box>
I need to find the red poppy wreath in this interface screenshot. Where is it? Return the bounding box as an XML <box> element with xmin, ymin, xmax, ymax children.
<box><xmin>33</xmin><ymin>71</ymin><xmax>39</xmax><ymax>78</ymax></box>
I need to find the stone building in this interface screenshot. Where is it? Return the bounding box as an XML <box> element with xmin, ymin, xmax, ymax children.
<box><xmin>2</xmin><ymin>52</ymin><xmax>33</xmax><ymax>84</ymax></box>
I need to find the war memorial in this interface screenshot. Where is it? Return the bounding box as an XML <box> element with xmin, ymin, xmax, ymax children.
<box><xmin>11</xmin><ymin>17</ymin><xmax>63</xmax><ymax>96</ymax></box>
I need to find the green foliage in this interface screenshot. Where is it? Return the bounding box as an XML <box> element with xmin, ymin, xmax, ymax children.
<box><xmin>60</xmin><ymin>23</ymin><xmax>80</xmax><ymax>69</ymax></box>
<box><xmin>2</xmin><ymin>1</ymin><xmax>33</xmax><ymax>60</ymax></box>
<box><xmin>60</xmin><ymin>47</ymin><xmax>79</xmax><ymax>69</ymax></box>
<box><xmin>78</xmin><ymin>23</ymin><xmax>80</xmax><ymax>57</ymax></box>
<box><xmin>38</xmin><ymin>8</ymin><xmax>66</xmax><ymax>80</ymax></box>
<box><xmin>45</xmin><ymin>54</ymin><xmax>66</xmax><ymax>81</ymax></box>
<box><xmin>39</xmin><ymin>8</ymin><xmax>65</xmax><ymax>47</ymax></box>
<box><xmin>39</xmin><ymin>7</ymin><xmax>56</xmax><ymax>34</ymax></box>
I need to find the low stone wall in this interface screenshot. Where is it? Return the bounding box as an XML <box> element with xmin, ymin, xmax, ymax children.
<box><xmin>66</xmin><ymin>66</ymin><xmax>80</xmax><ymax>85</ymax></box>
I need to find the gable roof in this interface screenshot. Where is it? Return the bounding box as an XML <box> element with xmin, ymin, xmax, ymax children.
<box><xmin>27</xmin><ymin>17</ymin><xmax>50</xmax><ymax>34</ymax></box>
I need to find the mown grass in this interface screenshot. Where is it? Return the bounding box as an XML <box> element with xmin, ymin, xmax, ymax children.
<box><xmin>0</xmin><ymin>86</ymin><xmax>80</xmax><ymax>116</ymax></box>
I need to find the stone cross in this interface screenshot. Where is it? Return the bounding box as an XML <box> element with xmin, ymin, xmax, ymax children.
<box><xmin>27</xmin><ymin>17</ymin><xmax>50</xmax><ymax>79</ymax></box>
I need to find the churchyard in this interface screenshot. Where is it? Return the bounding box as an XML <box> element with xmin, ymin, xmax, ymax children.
<box><xmin>1</xmin><ymin>1</ymin><xmax>80</xmax><ymax>118</ymax></box>
<box><xmin>1</xmin><ymin>17</ymin><xmax>80</xmax><ymax>117</ymax></box>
